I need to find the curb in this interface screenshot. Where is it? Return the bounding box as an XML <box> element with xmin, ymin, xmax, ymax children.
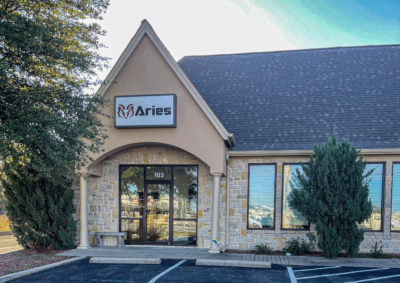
<box><xmin>0</xmin><ymin>232</ymin><xmax>13</xmax><ymax>236</ymax></box>
<box><xmin>90</xmin><ymin>257</ymin><xmax>161</xmax><ymax>264</ymax></box>
<box><xmin>196</xmin><ymin>259</ymin><xmax>271</xmax><ymax>268</ymax></box>
<box><xmin>0</xmin><ymin>256</ymin><xmax>87</xmax><ymax>283</ymax></box>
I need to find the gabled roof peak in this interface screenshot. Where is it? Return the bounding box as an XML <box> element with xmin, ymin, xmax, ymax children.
<box><xmin>95</xmin><ymin>20</ymin><xmax>235</xmax><ymax>147</ymax></box>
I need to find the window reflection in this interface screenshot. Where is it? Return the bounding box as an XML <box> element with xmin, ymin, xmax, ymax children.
<box><xmin>282</xmin><ymin>165</ymin><xmax>309</xmax><ymax>229</ymax></box>
<box><xmin>173</xmin><ymin>166</ymin><xmax>198</xmax><ymax>219</ymax></box>
<box><xmin>173</xmin><ymin>220</ymin><xmax>197</xmax><ymax>245</ymax></box>
<box><xmin>359</xmin><ymin>164</ymin><xmax>383</xmax><ymax>231</ymax></box>
<box><xmin>120</xmin><ymin>166</ymin><xmax>144</xmax><ymax>219</ymax></box>
<box><xmin>121</xmin><ymin>219</ymin><xmax>143</xmax><ymax>244</ymax></box>
<box><xmin>248</xmin><ymin>165</ymin><xmax>275</xmax><ymax>229</ymax></box>
<box><xmin>391</xmin><ymin>164</ymin><xmax>400</xmax><ymax>230</ymax></box>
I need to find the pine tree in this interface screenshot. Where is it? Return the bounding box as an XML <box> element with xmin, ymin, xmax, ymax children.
<box><xmin>289</xmin><ymin>134</ymin><xmax>373</xmax><ymax>258</ymax></box>
<box><xmin>2</xmin><ymin>162</ymin><xmax>77</xmax><ymax>250</ymax></box>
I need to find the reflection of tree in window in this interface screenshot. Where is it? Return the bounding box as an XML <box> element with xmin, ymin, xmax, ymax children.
<box><xmin>174</xmin><ymin>166</ymin><xmax>198</xmax><ymax>219</ymax></box>
<box><xmin>359</xmin><ymin>164</ymin><xmax>383</xmax><ymax>231</ymax></box>
<box><xmin>121</xmin><ymin>166</ymin><xmax>144</xmax><ymax>219</ymax></box>
<box><xmin>283</xmin><ymin>165</ymin><xmax>309</xmax><ymax>229</ymax></box>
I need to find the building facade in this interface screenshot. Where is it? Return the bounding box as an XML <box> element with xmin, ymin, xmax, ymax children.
<box><xmin>74</xmin><ymin>20</ymin><xmax>400</xmax><ymax>253</ymax></box>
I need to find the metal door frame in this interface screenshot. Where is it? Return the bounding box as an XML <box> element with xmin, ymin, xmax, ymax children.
<box><xmin>119</xmin><ymin>164</ymin><xmax>199</xmax><ymax>246</ymax></box>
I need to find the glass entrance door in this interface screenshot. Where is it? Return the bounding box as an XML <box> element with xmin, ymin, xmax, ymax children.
<box><xmin>120</xmin><ymin>165</ymin><xmax>198</xmax><ymax>246</ymax></box>
<box><xmin>145</xmin><ymin>184</ymin><xmax>170</xmax><ymax>244</ymax></box>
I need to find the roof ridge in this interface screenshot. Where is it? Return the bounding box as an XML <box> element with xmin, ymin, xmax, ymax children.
<box><xmin>178</xmin><ymin>44</ymin><xmax>400</xmax><ymax>61</ymax></box>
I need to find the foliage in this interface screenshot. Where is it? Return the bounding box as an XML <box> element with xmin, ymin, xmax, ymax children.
<box><xmin>306</xmin><ymin>232</ymin><xmax>317</xmax><ymax>250</ymax></box>
<box><xmin>283</xmin><ymin>237</ymin><xmax>313</xmax><ymax>255</ymax></box>
<box><xmin>2</xmin><ymin>163</ymin><xmax>77</xmax><ymax>250</ymax></box>
<box><xmin>254</xmin><ymin>243</ymin><xmax>273</xmax><ymax>255</ymax></box>
<box><xmin>0</xmin><ymin>0</ymin><xmax>111</xmax><ymax>183</ymax></box>
<box><xmin>289</xmin><ymin>133</ymin><xmax>373</xmax><ymax>258</ymax></box>
<box><xmin>0</xmin><ymin>175</ymin><xmax>6</xmax><ymax>214</ymax></box>
<box><xmin>146</xmin><ymin>226</ymin><xmax>164</xmax><ymax>242</ymax></box>
<box><xmin>369</xmin><ymin>241</ymin><xmax>384</xmax><ymax>258</ymax></box>
<box><xmin>0</xmin><ymin>215</ymin><xmax>10</xmax><ymax>232</ymax></box>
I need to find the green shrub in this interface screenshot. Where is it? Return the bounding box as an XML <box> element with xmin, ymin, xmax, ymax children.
<box><xmin>283</xmin><ymin>237</ymin><xmax>312</xmax><ymax>255</ymax></box>
<box><xmin>289</xmin><ymin>134</ymin><xmax>373</xmax><ymax>258</ymax></box>
<box><xmin>2</xmin><ymin>164</ymin><xmax>77</xmax><ymax>250</ymax></box>
<box><xmin>306</xmin><ymin>232</ymin><xmax>317</xmax><ymax>250</ymax></box>
<box><xmin>369</xmin><ymin>241</ymin><xmax>383</xmax><ymax>258</ymax></box>
<box><xmin>255</xmin><ymin>244</ymin><xmax>273</xmax><ymax>254</ymax></box>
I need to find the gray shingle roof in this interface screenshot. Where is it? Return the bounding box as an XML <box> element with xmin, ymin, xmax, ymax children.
<box><xmin>178</xmin><ymin>45</ymin><xmax>400</xmax><ymax>151</ymax></box>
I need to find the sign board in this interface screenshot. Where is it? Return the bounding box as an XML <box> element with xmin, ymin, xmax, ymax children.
<box><xmin>114</xmin><ymin>94</ymin><xmax>176</xmax><ymax>128</ymax></box>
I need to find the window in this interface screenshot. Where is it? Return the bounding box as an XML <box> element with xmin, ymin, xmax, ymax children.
<box><xmin>282</xmin><ymin>164</ymin><xmax>309</xmax><ymax>230</ymax></box>
<box><xmin>391</xmin><ymin>163</ymin><xmax>400</xmax><ymax>231</ymax></box>
<box><xmin>173</xmin><ymin>166</ymin><xmax>198</xmax><ymax>245</ymax></box>
<box><xmin>359</xmin><ymin>163</ymin><xmax>384</xmax><ymax>231</ymax></box>
<box><xmin>248</xmin><ymin>164</ymin><xmax>276</xmax><ymax>229</ymax></box>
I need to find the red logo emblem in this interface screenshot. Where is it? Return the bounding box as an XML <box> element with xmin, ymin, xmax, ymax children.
<box><xmin>117</xmin><ymin>104</ymin><xmax>134</xmax><ymax>119</ymax></box>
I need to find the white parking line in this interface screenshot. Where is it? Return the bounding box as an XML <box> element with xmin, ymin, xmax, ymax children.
<box><xmin>294</xmin><ymin>266</ymin><xmax>341</xmax><ymax>272</ymax></box>
<box><xmin>287</xmin><ymin>267</ymin><xmax>297</xmax><ymax>283</ymax></box>
<box><xmin>296</xmin><ymin>268</ymin><xmax>390</xmax><ymax>280</ymax></box>
<box><xmin>148</xmin><ymin>260</ymin><xmax>186</xmax><ymax>283</ymax></box>
<box><xmin>345</xmin><ymin>274</ymin><xmax>400</xmax><ymax>283</ymax></box>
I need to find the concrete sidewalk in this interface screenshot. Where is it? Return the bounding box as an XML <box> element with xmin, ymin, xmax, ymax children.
<box><xmin>58</xmin><ymin>246</ymin><xmax>400</xmax><ymax>268</ymax></box>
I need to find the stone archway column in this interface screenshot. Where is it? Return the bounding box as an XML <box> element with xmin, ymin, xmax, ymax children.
<box><xmin>77</xmin><ymin>175</ymin><xmax>89</xmax><ymax>249</ymax></box>
<box><xmin>209</xmin><ymin>173</ymin><xmax>222</xmax><ymax>253</ymax></box>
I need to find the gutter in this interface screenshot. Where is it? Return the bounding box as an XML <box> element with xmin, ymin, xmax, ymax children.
<box><xmin>228</xmin><ymin>148</ymin><xmax>400</xmax><ymax>157</ymax></box>
<box><xmin>225</xmin><ymin>152</ymin><xmax>230</xmax><ymax>248</ymax></box>
<box><xmin>227</xmin><ymin>133</ymin><xmax>236</xmax><ymax>148</ymax></box>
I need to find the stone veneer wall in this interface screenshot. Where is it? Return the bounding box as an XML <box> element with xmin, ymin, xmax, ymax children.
<box><xmin>73</xmin><ymin>145</ymin><xmax>220</xmax><ymax>248</ymax></box>
<box><xmin>227</xmin><ymin>155</ymin><xmax>400</xmax><ymax>253</ymax></box>
<box><xmin>72</xmin><ymin>147</ymin><xmax>400</xmax><ymax>253</ymax></box>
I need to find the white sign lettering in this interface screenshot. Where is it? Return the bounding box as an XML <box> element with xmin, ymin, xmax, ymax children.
<box><xmin>115</xmin><ymin>94</ymin><xmax>176</xmax><ymax>128</ymax></box>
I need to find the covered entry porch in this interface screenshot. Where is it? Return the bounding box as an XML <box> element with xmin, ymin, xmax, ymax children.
<box><xmin>76</xmin><ymin>145</ymin><xmax>226</xmax><ymax>253</ymax></box>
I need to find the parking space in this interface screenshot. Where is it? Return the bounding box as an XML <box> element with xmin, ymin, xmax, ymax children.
<box><xmin>288</xmin><ymin>265</ymin><xmax>400</xmax><ymax>283</ymax></box>
<box><xmin>11</xmin><ymin>258</ymin><xmax>290</xmax><ymax>283</ymax></box>
<box><xmin>8</xmin><ymin>258</ymin><xmax>400</xmax><ymax>283</ymax></box>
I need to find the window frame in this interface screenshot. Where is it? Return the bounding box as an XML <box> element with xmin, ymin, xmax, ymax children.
<box><xmin>362</xmin><ymin>162</ymin><xmax>386</xmax><ymax>233</ymax></box>
<box><xmin>281</xmin><ymin>163</ymin><xmax>310</xmax><ymax>231</ymax></box>
<box><xmin>391</xmin><ymin>162</ymin><xmax>400</xmax><ymax>232</ymax></box>
<box><xmin>247</xmin><ymin>163</ymin><xmax>277</xmax><ymax>231</ymax></box>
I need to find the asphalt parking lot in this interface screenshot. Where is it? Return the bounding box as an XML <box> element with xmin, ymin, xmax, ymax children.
<box><xmin>9</xmin><ymin>258</ymin><xmax>400</xmax><ymax>283</ymax></box>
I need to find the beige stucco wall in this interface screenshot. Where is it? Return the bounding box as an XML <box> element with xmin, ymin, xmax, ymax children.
<box><xmin>73</xmin><ymin>145</ymin><xmax>219</xmax><ymax>248</ymax></box>
<box><xmin>85</xmin><ymin>34</ymin><xmax>226</xmax><ymax>175</ymax></box>
<box><xmin>226</xmin><ymin>154</ymin><xmax>400</xmax><ymax>253</ymax></box>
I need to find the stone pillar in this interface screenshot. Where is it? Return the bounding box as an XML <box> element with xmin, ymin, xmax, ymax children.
<box><xmin>209</xmin><ymin>173</ymin><xmax>221</xmax><ymax>253</ymax></box>
<box><xmin>77</xmin><ymin>175</ymin><xmax>89</xmax><ymax>249</ymax></box>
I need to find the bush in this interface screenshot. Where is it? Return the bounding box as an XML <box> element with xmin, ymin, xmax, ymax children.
<box><xmin>369</xmin><ymin>241</ymin><xmax>383</xmax><ymax>258</ymax></box>
<box><xmin>255</xmin><ymin>244</ymin><xmax>273</xmax><ymax>254</ymax></box>
<box><xmin>289</xmin><ymin>134</ymin><xmax>373</xmax><ymax>258</ymax></box>
<box><xmin>283</xmin><ymin>237</ymin><xmax>312</xmax><ymax>255</ymax></box>
<box><xmin>2</xmin><ymin>163</ymin><xmax>77</xmax><ymax>250</ymax></box>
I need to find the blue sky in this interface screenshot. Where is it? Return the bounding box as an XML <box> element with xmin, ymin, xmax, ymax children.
<box><xmin>96</xmin><ymin>0</ymin><xmax>400</xmax><ymax>79</ymax></box>
<box><xmin>245</xmin><ymin>0</ymin><xmax>400</xmax><ymax>49</ymax></box>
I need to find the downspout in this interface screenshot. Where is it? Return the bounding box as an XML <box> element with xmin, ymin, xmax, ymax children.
<box><xmin>225</xmin><ymin>152</ymin><xmax>230</xmax><ymax>249</ymax></box>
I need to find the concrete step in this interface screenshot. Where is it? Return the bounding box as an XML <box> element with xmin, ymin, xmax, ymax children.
<box><xmin>196</xmin><ymin>259</ymin><xmax>271</xmax><ymax>268</ymax></box>
<box><xmin>89</xmin><ymin>257</ymin><xmax>161</xmax><ymax>264</ymax></box>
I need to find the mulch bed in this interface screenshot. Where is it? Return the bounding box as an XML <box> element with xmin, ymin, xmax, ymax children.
<box><xmin>225</xmin><ymin>249</ymin><xmax>400</xmax><ymax>259</ymax></box>
<box><xmin>0</xmin><ymin>249</ymin><xmax>71</xmax><ymax>276</ymax></box>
